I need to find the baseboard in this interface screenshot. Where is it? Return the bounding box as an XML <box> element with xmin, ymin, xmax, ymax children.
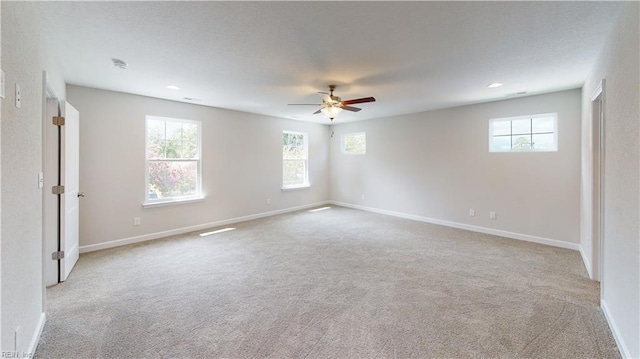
<box><xmin>27</xmin><ymin>313</ymin><xmax>46</xmax><ymax>356</ymax></box>
<box><xmin>80</xmin><ymin>201</ymin><xmax>330</xmax><ymax>253</ymax></box>
<box><xmin>601</xmin><ymin>299</ymin><xmax>632</xmax><ymax>358</ymax></box>
<box><xmin>579</xmin><ymin>244</ymin><xmax>594</xmax><ymax>278</ymax></box>
<box><xmin>330</xmin><ymin>201</ymin><xmax>580</xmax><ymax>251</ymax></box>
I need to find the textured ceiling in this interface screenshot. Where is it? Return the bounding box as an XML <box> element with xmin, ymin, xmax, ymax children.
<box><xmin>31</xmin><ymin>1</ymin><xmax>624</xmax><ymax>124</ymax></box>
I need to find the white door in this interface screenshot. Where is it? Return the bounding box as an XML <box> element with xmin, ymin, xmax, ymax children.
<box><xmin>60</xmin><ymin>101</ymin><xmax>80</xmax><ymax>281</ymax></box>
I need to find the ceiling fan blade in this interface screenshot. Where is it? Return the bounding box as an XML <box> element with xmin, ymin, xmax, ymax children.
<box><xmin>288</xmin><ymin>103</ymin><xmax>321</xmax><ymax>106</ymax></box>
<box><xmin>341</xmin><ymin>106</ymin><xmax>362</xmax><ymax>112</ymax></box>
<box><xmin>342</xmin><ymin>97</ymin><xmax>376</xmax><ymax>105</ymax></box>
<box><xmin>317</xmin><ymin>91</ymin><xmax>329</xmax><ymax>95</ymax></box>
<box><xmin>313</xmin><ymin>109</ymin><xmax>322</xmax><ymax>114</ymax></box>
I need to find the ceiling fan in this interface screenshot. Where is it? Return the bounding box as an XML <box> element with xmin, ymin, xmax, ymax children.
<box><xmin>288</xmin><ymin>85</ymin><xmax>376</xmax><ymax>120</ymax></box>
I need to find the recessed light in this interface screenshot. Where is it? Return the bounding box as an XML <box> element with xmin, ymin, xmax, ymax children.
<box><xmin>111</xmin><ymin>58</ymin><xmax>127</xmax><ymax>69</ymax></box>
<box><xmin>167</xmin><ymin>85</ymin><xmax>180</xmax><ymax>90</ymax></box>
<box><xmin>488</xmin><ymin>82</ymin><xmax>503</xmax><ymax>88</ymax></box>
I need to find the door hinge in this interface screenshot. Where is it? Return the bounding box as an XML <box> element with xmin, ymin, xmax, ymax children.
<box><xmin>53</xmin><ymin>116</ymin><xmax>65</xmax><ymax>126</ymax></box>
<box><xmin>52</xmin><ymin>185</ymin><xmax>65</xmax><ymax>195</ymax></box>
<box><xmin>52</xmin><ymin>251</ymin><xmax>65</xmax><ymax>260</ymax></box>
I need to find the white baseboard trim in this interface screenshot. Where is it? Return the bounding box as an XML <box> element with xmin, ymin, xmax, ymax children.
<box><xmin>601</xmin><ymin>299</ymin><xmax>632</xmax><ymax>358</ymax></box>
<box><xmin>80</xmin><ymin>201</ymin><xmax>330</xmax><ymax>253</ymax></box>
<box><xmin>27</xmin><ymin>313</ymin><xmax>46</xmax><ymax>356</ymax></box>
<box><xmin>579</xmin><ymin>244</ymin><xmax>594</xmax><ymax>278</ymax></box>
<box><xmin>330</xmin><ymin>201</ymin><xmax>580</xmax><ymax>251</ymax></box>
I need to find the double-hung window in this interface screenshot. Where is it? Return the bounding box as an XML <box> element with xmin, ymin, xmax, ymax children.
<box><xmin>489</xmin><ymin>113</ymin><xmax>558</xmax><ymax>152</ymax></box>
<box><xmin>282</xmin><ymin>131</ymin><xmax>309</xmax><ymax>189</ymax></box>
<box><xmin>145</xmin><ymin>116</ymin><xmax>202</xmax><ymax>204</ymax></box>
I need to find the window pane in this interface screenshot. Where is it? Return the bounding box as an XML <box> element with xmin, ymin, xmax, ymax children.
<box><xmin>178</xmin><ymin>123</ymin><xmax>198</xmax><ymax>158</ymax></box>
<box><xmin>343</xmin><ymin>133</ymin><xmax>366</xmax><ymax>154</ymax></box>
<box><xmin>283</xmin><ymin>133</ymin><xmax>306</xmax><ymax>159</ymax></box>
<box><xmin>283</xmin><ymin>160</ymin><xmax>306</xmax><ymax>187</ymax></box>
<box><xmin>532</xmin><ymin>116</ymin><xmax>555</xmax><ymax>133</ymax></box>
<box><xmin>511</xmin><ymin>119</ymin><xmax>531</xmax><ymax>135</ymax></box>
<box><xmin>148</xmin><ymin>161</ymin><xmax>198</xmax><ymax>200</ymax></box>
<box><xmin>491</xmin><ymin>136</ymin><xmax>511</xmax><ymax>151</ymax></box>
<box><xmin>147</xmin><ymin>119</ymin><xmax>166</xmax><ymax>158</ymax></box>
<box><xmin>165</xmin><ymin>138</ymin><xmax>181</xmax><ymax>159</ymax></box>
<box><xmin>512</xmin><ymin>135</ymin><xmax>532</xmax><ymax>150</ymax></box>
<box><xmin>165</xmin><ymin>121</ymin><xmax>182</xmax><ymax>140</ymax></box>
<box><xmin>491</xmin><ymin>121</ymin><xmax>511</xmax><ymax>136</ymax></box>
<box><xmin>532</xmin><ymin>133</ymin><xmax>555</xmax><ymax>150</ymax></box>
<box><xmin>164</xmin><ymin>122</ymin><xmax>198</xmax><ymax>159</ymax></box>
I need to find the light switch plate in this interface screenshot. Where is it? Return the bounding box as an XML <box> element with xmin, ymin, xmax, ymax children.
<box><xmin>0</xmin><ymin>70</ymin><xmax>5</xmax><ymax>99</ymax></box>
<box><xmin>15</xmin><ymin>83</ymin><xmax>21</xmax><ymax>108</ymax></box>
<box><xmin>38</xmin><ymin>172</ymin><xmax>44</xmax><ymax>189</ymax></box>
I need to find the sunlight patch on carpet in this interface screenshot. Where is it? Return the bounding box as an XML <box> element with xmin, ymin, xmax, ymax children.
<box><xmin>199</xmin><ymin>227</ymin><xmax>236</xmax><ymax>237</ymax></box>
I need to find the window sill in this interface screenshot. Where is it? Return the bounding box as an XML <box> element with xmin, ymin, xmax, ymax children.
<box><xmin>281</xmin><ymin>185</ymin><xmax>310</xmax><ymax>192</ymax></box>
<box><xmin>142</xmin><ymin>196</ymin><xmax>205</xmax><ymax>208</ymax></box>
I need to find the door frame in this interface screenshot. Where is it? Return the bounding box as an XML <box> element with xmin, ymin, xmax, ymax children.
<box><xmin>589</xmin><ymin>79</ymin><xmax>605</xmax><ymax>288</ymax></box>
<box><xmin>42</xmin><ymin>72</ymin><xmax>61</xmax><ymax>292</ymax></box>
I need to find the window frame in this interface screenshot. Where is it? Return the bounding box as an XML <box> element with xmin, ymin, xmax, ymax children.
<box><xmin>144</xmin><ymin>115</ymin><xmax>203</xmax><ymax>207</ymax></box>
<box><xmin>282</xmin><ymin>130</ymin><xmax>310</xmax><ymax>190</ymax></box>
<box><xmin>341</xmin><ymin>132</ymin><xmax>367</xmax><ymax>155</ymax></box>
<box><xmin>489</xmin><ymin>113</ymin><xmax>558</xmax><ymax>153</ymax></box>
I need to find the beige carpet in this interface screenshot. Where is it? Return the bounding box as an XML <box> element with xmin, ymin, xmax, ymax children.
<box><xmin>35</xmin><ymin>206</ymin><xmax>620</xmax><ymax>358</ymax></box>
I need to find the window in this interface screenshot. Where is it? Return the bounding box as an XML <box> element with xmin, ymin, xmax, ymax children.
<box><xmin>341</xmin><ymin>132</ymin><xmax>366</xmax><ymax>154</ymax></box>
<box><xmin>282</xmin><ymin>131</ymin><xmax>309</xmax><ymax>189</ymax></box>
<box><xmin>489</xmin><ymin>113</ymin><xmax>558</xmax><ymax>152</ymax></box>
<box><xmin>145</xmin><ymin>116</ymin><xmax>202</xmax><ymax>204</ymax></box>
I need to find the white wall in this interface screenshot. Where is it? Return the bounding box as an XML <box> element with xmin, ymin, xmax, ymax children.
<box><xmin>1</xmin><ymin>2</ymin><xmax>66</xmax><ymax>354</ymax></box>
<box><xmin>330</xmin><ymin>89</ymin><xmax>582</xmax><ymax>248</ymax></box>
<box><xmin>67</xmin><ymin>86</ymin><xmax>330</xmax><ymax>250</ymax></box>
<box><xmin>581</xmin><ymin>2</ymin><xmax>639</xmax><ymax>357</ymax></box>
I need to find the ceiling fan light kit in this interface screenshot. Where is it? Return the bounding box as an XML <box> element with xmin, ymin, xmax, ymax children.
<box><xmin>289</xmin><ymin>84</ymin><xmax>376</xmax><ymax>121</ymax></box>
<box><xmin>320</xmin><ymin>106</ymin><xmax>343</xmax><ymax>120</ymax></box>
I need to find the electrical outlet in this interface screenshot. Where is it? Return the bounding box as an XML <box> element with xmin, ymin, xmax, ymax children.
<box><xmin>15</xmin><ymin>83</ymin><xmax>21</xmax><ymax>108</ymax></box>
<box><xmin>469</xmin><ymin>209</ymin><xmax>475</xmax><ymax>217</ymax></box>
<box><xmin>133</xmin><ymin>217</ymin><xmax>141</xmax><ymax>226</ymax></box>
<box><xmin>266</xmin><ymin>198</ymin><xmax>271</xmax><ymax>205</ymax></box>
<box><xmin>490</xmin><ymin>211</ymin><xmax>497</xmax><ymax>220</ymax></box>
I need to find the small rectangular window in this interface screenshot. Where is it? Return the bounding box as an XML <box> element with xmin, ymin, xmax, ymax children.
<box><xmin>145</xmin><ymin>116</ymin><xmax>202</xmax><ymax>203</ymax></box>
<box><xmin>341</xmin><ymin>132</ymin><xmax>366</xmax><ymax>154</ymax></box>
<box><xmin>282</xmin><ymin>131</ymin><xmax>309</xmax><ymax>189</ymax></box>
<box><xmin>489</xmin><ymin>113</ymin><xmax>558</xmax><ymax>152</ymax></box>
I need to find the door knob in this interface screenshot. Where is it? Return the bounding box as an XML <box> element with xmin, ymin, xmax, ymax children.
<box><xmin>78</xmin><ymin>192</ymin><xmax>85</xmax><ymax>198</ymax></box>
